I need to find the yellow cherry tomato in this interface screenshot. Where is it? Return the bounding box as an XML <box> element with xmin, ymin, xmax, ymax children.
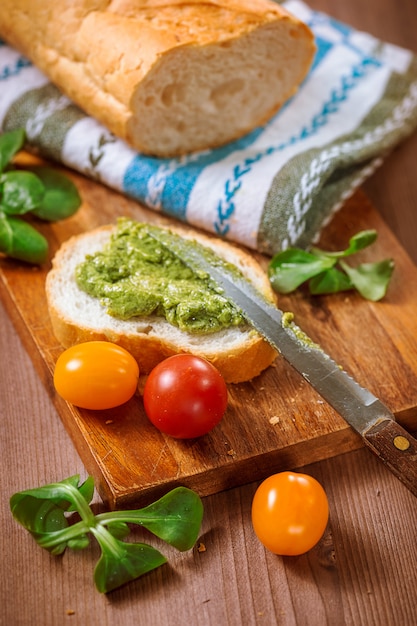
<box><xmin>54</xmin><ymin>341</ymin><xmax>139</xmax><ymax>410</ymax></box>
<box><xmin>251</xmin><ymin>471</ymin><xmax>329</xmax><ymax>556</ymax></box>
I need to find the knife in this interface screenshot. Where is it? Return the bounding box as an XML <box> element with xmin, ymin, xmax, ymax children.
<box><xmin>150</xmin><ymin>227</ymin><xmax>417</xmax><ymax>497</ymax></box>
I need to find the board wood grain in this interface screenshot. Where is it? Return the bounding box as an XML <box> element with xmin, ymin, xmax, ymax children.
<box><xmin>1</xmin><ymin>163</ymin><xmax>417</xmax><ymax>509</ymax></box>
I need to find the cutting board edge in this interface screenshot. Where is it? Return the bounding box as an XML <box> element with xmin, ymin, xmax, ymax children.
<box><xmin>0</xmin><ymin>271</ymin><xmax>388</xmax><ymax>509</ymax></box>
<box><xmin>2</xmin><ymin>189</ymin><xmax>417</xmax><ymax>508</ymax></box>
<box><xmin>105</xmin><ymin>429</ymin><xmax>364</xmax><ymax>508</ymax></box>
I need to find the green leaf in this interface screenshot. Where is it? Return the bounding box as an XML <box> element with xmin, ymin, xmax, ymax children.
<box><xmin>92</xmin><ymin>527</ymin><xmax>167</xmax><ymax>593</ymax></box>
<box><xmin>268</xmin><ymin>229</ymin><xmax>394</xmax><ymax>300</ymax></box>
<box><xmin>106</xmin><ymin>521</ymin><xmax>131</xmax><ymax>540</ymax></box>
<box><xmin>309</xmin><ymin>267</ymin><xmax>353</xmax><ymax>295</ymax></box>
<box><xmin>0</xmin><ymin>216</ymin><xmax>48</xmax><ymax>264</ymax></box>
<box><xmin>311</xmin><ymin>229</ymin><xmax>378</xmax><ymax>258</ymax></box>
<box><xmin>97</xmin><ymin>487</ymin><xmax>204</xmax><ymax>552</ymax></box>
<box><xmin>10</xmin><ymin>494</ymin><xmax>71</xmax><ymax>555</ymax></box>
<box><xmin>66</xmin><ymin>475</ymin><xmax>95</xmax><ymax>512</ymax></box>
<box><xmin>10</xmin><ymin>494</ymin><xmax>69</xmax><ymax>534</ymax></box>
<box><xmin>10</xmin><ymin>475</ymin><xmax>93</xmax><ymax>525</ymax></box>
<box><xmin>134</xmin><ymin>487</ymin><xmax>204</xmax><ymax>551</ymax></box>
<box><xmin>67</xmin><ymin>535</ymin><xmax>91</xmax><ymax>551</ymax></box>
<box><xmin>10</xmin><ymin>477</ymin><xmax>204</xmax><ymax>594</ymax></box>
<box><xmin>0</xmin><ymin>129</ymin><xmax>83</xmax><ymax>263</ymax></box>
<box><xmin>344</xmin><ymin>229</ymin><xmax>378</xmax><ymax>254</ymax></box>
<box><xmin>0</xmin><ymin>213</ymin><xmax>12</xmax><ymax>253</ymax></box>
<box><xmin>10</xmin><ymin>475</ymin><xmax>96</xmax><ymax>554</ymax></box>
<box><xmin>27</xmin><ymin>166</ymin><xmax>82</xmax><ymax>221</ymax></box>
<box><xmin>339</xmin><ymin>259</ymin><xmax>395</xmax><ymax>301</ymax></box>
<box><xmin>0</xmin><ymin>171</ymin><xmax>45</xmax><ymax>214</ymax></box>
<box><xmin>268</xmin><ymin>248</ymin><xmax>335</xmax><ymax>294</ymax></box>
<box><xmin>0</xmin><ymin>129</ymin><xmax>25</xmax><ymax>171</ymax></box>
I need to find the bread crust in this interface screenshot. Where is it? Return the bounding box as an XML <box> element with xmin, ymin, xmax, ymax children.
<box><xmin>0</xmin><ymin>0</ymin><xmax>315</xmax><ymax>156</ymax></box>
<box><xmin>45</xmin><ymin>222</ymin><xmax>278</xmax><ymax>383</ymax></box>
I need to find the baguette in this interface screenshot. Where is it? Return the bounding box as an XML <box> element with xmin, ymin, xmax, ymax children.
<box><xmin>45</xmin><ymin>221</ymin><xmax>278</xmax><ymax>383</ymax></box>
<box><xmin>0</xmin><ymin>0</ymin><xmax>315</xmax><ymax>157</ymax></box>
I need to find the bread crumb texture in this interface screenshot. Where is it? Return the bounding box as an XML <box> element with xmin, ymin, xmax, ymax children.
<box><xmin>0</xmin><ymin>0</ymin><xmax>315</xmax><ymax>155</ymax></box>
<box><xmin>45</xmin><ymin>222</ymin><xmax>278</xmax><ymax>383</ymax></box>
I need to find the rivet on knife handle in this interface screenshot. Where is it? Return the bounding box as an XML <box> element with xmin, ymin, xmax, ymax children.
<box><xmin>147</xmin><ymin>227</ymin><xmax>417</xmax><ymax>498</ymax></box>
<box><xmin>363</xmin><ymin>419</ymin><xmax>417</xmax><ymax>497</ymax></box>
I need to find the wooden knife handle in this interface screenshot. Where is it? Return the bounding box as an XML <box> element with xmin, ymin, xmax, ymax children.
<box><xmin>364</xmin><ymin>420</ymin><xmax>417</xmax><ymax>497</ymax></box>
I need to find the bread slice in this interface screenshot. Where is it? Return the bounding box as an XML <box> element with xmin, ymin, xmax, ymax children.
<box><xmin>0</xmin><ymin>0</ymin><xmax>315</xmax><ymax>156</ymax></box>
<box><xmin>45</xmin><ymin>221</ymin><xmax>278</xmax><ymax>383</ymax></box>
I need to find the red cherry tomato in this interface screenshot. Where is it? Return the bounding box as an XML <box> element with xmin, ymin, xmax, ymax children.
<box><xmin>143</xmin><ymin>354</ymin><xmax>228</xmax><ymax>438</ymax></box>
<box><xmin>251</xmin><ymin>471</ymin><xmax>329</xmax><ymax>556</ymax></box>
<box><xmin>54</xmin><ymin>341</ymin><xmax>139</xmax><ymax>410</ymax></box>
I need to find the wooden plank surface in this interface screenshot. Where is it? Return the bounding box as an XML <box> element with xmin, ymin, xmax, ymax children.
<box><xmin>1</xmin><ymin>163</ymin><xmax>417</xmax><ymax>509</ymax></box>
<box><xmin>3</xmin><ymin>1</ymin><xmax>417</xmax><ymax>624</ymax></box>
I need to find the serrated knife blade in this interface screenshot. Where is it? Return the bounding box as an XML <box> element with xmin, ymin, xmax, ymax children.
<box><xmin>150</xmin><ymin>228</ymin><xmax>417</xmax><ymax>497</ymax></box>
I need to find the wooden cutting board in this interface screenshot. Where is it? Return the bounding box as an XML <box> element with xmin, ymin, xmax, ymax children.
<box><xmin>2</xmin><ymin>163</ymin><xmax>417</xmax><ymax>509</ymax></box>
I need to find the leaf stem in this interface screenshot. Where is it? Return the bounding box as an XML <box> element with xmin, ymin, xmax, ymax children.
<box><xmin>36</xmin><ymin>520</ymin><xmax>90</xmax><ymax>549</ymax></box>
<box><xmin>58</xmin><ymin>483</ymin><xmax>96</xmax><ymax>525</ymax></box>
<box><xmin>90</xmin><ymin>523</ymin><xmax>125</xmax><ymax>558</ymax></box>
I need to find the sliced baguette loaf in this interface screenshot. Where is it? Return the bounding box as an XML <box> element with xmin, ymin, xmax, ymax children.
<box><xmin>45</xmin><ymin>221</ymin><xmax>278</xmax><ymax>383</ymax></box>
<box><xmin>0</xmin><ymin>0</ymin><xmax>315</xmax><ymax>157</ymax></box>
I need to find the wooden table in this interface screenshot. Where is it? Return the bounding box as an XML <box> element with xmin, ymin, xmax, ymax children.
<box><xmin>2</xmin><ymin>0</ymin><xmax>417</xmax><ymax>624</ymax></box>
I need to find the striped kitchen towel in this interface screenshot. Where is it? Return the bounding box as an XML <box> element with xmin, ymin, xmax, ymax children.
<box><xmin>1</xmin><ymin>0</ymin><xmax>417</xmax><ymax>255</ymax></box>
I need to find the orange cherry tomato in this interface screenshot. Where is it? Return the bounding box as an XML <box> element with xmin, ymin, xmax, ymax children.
<box><xmin>251</xmin><ymin>471</ymin><xmax>329</xmax><ymax>556</ymax></box>
<box><xmin>54</xmin><ymin>341</ymin><xmax>139</xmax><ymax>410</ymax></box>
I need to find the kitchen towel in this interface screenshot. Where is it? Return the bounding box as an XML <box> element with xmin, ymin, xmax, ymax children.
<box><xmin>1</xmin><ymin>0</ymin><xmax>417</xmax><ymax>255</ymax></box>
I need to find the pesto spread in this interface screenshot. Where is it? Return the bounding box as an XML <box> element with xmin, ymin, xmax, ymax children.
<box><xmin>281</xmin><ymin>311</ymin><xmax>322</xmax><ymax>350</ymax></box>
<box><xmin>75</xmin><ymin>219</ymin><xmax>246</xmax><ymax>334</ymax></box>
